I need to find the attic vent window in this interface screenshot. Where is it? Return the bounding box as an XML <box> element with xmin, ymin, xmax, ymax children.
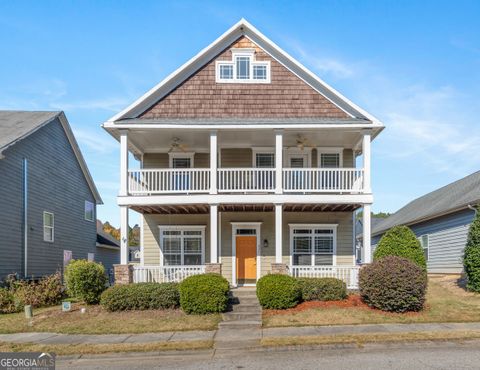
<box><xmin>216</xmin><ymin>49</ymin><xmax>270</xmax><ymax>83</ymax></box>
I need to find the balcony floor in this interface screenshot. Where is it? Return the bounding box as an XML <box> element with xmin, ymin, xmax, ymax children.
<box><xmin>131</xmin><ymin>203</ymin><xmax>361</xmax><ymax>214</ymax></box>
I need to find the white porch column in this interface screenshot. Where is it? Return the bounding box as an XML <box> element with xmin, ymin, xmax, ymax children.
<box><xmin>275</xmin><ymin>129</ymin><xmax>283</xmax><ymax>194</ymax></box>
<box><xmin>119</xmin><ymin>130</ymin><xmax>129</xmax><ymax>196</ymax></box>
<box><xmin>363</xmin><ymin>204</ymin><xmax>372</xmax><ymax>264</ymax></box>
<box><xmin>210</xmin><ymin>130</ymin><xmax>218</xmax><ymax>194</ymax></box>
<box><xmin>120</xmin><ymin>206</ymin><xmax>129</xmax><ymax>264</ymax></box>
<box><xmin>210</xmin><ymin>204</ymin><xmax>218</xmax><ymax>263</ymax></box>
<box><xmin>275</xmin><ymin>203</ymin><xmax>283</xmax><ymax>263</ymax></box>
<box><xmin>362</xmin><ymin>130</ymin><xmax>371</xmax><ymax>193</ymax></box>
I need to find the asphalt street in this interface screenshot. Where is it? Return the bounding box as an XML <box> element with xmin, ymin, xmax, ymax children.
<box><xmin>58</xmin><ymin>340</ymin><xmax>480</xmax><ymax>370</ymax></box>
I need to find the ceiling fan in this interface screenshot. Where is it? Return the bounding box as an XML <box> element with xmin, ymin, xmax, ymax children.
<box><xmin>295</xmin><ymin>134</ymin><xmax>313</xmax><ymax>151</ymax></box>
<box><xmin>168</xmin><ymin>137</ymin><xmax>189</xmax><ymax>153</ymax></box>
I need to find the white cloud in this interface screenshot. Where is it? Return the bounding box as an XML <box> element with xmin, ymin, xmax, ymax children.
<box><xmin>72</xmin><ymin>127</ymin><xmax>118</xmax><ymax>154</ymax></box>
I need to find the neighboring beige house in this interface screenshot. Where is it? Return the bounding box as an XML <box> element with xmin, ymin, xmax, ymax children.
<box><xmin>103</xmin><ymin>19</ymin><xmax>384</xmax><ymax>288</ymax></box>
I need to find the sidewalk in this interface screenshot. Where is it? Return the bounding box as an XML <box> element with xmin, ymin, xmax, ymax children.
<box><xmin>2</xmin><ymin>322</ymin><xmax>480</xmax><ymax>346</ymax></box>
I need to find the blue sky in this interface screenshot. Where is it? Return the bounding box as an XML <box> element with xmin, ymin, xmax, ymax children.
<box><xmin>1</xmin><ymin>1</ymin><xmax>479</xmax><ymax>226</ymax></box>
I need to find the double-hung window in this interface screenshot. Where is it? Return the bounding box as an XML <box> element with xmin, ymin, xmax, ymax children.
<box><xmin>216</xmin><ymin>49</ymin><xmax>270</xmax><ymax>83</ymax></box>
<box><xmin>43</xmin><ymin>211</ymin><xmax>54</xmax><ymax>242</ymax></box>
<box><xmin>290</xmin><ymin>225</ymin><xmax>337</xmax><ymax>266</ymax></box>
<box><xmin>252</xmin><ymin>149</ymin><xmax>275</xmax><ymax>190</ymax></box>
<box><xmin>84</xmin><ymin>201</ymin><xmax>94</xmax><ymax>221</ymax></box>
<box><xmin>318</xmin><ymin>149</ymin><xmax>343</xmax><ymax>168</ymax></box>
<box><xmin>419</xmin><ymin>234</ymin><xmax>429</xmax><ymax>261</ymax></box>
<box><xmin>160</xmin><ymin>226</ymin><xmax>205</xmax><ymax>266</ymax></box>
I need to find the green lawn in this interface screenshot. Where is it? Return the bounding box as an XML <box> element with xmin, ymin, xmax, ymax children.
<box><xmin>0</xmin><ymin>303</ymin><xmax>221</xmax><ymax>334</ymax></box>
<box><xmin>263</xmin><ymin>277</ymin><xmax>480</xmax><ymax>327</ymax></box>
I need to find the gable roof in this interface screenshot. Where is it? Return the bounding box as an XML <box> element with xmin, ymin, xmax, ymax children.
<box><xmin>104</xmin><ymin>19</ymin><xmax>383</xmax><ymax>128</ymax></box>
<box><xmin>0</xmin><ymin>110</ymin><xmax>103</xmax><ymax>204</ymax></box>
<box><xmin>372</xmin><ymin>171</ymin><xmax>480</xmax><ymax>236</ymax></box>
<box><xmin>96</xmin><ymin>222</ymin><xmax>120</xmax><ymax>249</ymax></box>
<box><xmin>355</xmin><ymin>218</ymin><xmax>385</xmax><ymax>239</ymax></box>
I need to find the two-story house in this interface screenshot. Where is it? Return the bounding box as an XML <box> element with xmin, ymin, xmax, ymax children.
<box><xmin>0</xmin><ymin>111</ymin><xmax>109</xmax><ymax>280</ymax></box>
<box><xmin>103</xmin><ymin>19</ymin><xmax>384</xmax><ymax>288</ymax></box>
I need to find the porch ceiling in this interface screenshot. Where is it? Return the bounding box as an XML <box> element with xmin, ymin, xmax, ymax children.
<box><xmin>125</xmin><ymin>128</ymin><xmax>364</xmax><ymax>154</ymax></box>
<box><xmin>131</xmin><ymin>203</ymin><xmax>361</xmax><ymax>214</ymax></box>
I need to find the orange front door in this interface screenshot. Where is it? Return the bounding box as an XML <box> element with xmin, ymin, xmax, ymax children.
<box><xmin>236</xmin><ymin>236</ymin><xmax>257</xmax><ymax>282</ymax></box>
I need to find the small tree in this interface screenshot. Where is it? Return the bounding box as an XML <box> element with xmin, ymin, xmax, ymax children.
<box><xmin>374</xmin><ymin>225</ymin><xmax>426</xmax><ymax>269</ymax></box>
<box><xmin>64</xmin><ymin>260</ymin><xmax>107</xmax><ymax>304</ymax></box>
<box><xmin>464</xmin><ymin>208</ymin><xmax>480</xmax><ymax>292</ymax></box>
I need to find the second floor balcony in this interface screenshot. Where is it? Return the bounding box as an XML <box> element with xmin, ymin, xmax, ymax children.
<box><xmin>128</xmin><ymin>167</ymin><xmax>365</xmax><ymax>195</ymax></box>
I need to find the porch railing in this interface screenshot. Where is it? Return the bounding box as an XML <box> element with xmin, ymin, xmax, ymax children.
<box><xmin>290</xmin><ymin>265</ymin><xmax>360</xmax><ymax>289</ymax></box>
<box><xmin>218</xmin><ymin>168</ymin><xmax>276</xmax><ymax>192</ymax></box>
<box><xmin>128</xmin><ymin>169</ymin><xmax>210</xmax><ymax>194</ymax></box>
<box><xmin>283</xmin><ymin>168</ymin><xmax>364</xmax><ymax>192</ymax></box>
<box><xmin>132</xmin><ymin>265</ymin><xmax>205</xmax><ymax>283</ymax></box>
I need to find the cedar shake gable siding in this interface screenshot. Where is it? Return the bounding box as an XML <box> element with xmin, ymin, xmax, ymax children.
<box><xmin>140</xmin><ymin>37</ymin><xmax>348</xmax><ymax>119</ymax></box>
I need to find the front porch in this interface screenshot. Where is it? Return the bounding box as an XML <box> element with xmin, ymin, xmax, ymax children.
<box><xmin>126</xmin><ymin>207</ymin><xmax>363</xmax><ymax>289</ymax></box>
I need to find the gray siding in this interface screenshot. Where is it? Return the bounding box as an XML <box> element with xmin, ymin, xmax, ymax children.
<box><xmin>95</xmin><ymin>246</ymin><xmax>120</xmax><ymax>273</ymax></box>
<box><xmin>0</xmin><ymin>118</ymin><xmax>97</xmax><ymax>279</ymax></box>
<box><xmin>372</xmin><ymin>209</ymin><xmax>475</xmax><ymax>274</ymax></box>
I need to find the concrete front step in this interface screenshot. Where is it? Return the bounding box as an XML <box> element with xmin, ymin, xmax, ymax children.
<box><xmin>229</xmin><ymin>304</ymin><xmax>261</xmax><ymax>313</ymax></box>
<box><xmin>229</xmin><ymin>297</ymin><xmax>259</xmax><ymax>305</ymax></box>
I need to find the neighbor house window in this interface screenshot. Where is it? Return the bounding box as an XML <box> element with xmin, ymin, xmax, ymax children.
<box><xmin>216</xmin><ymin>49</ymin><xmax>270</xmax><ymax>83</ymax></box>
<box><xmin>84</xmin><ymin>201</ymin><xmax>94</xmax><ymax>221</ymax></box>
<box><xmin>290</xmin><ymin>225</ymin><xmax>337</xmax><ymax>266</ymax></box>
<box><xmin>419</xmin><ymin>234</ymin><xmax>429</xmax><ymax>261</ymax></box>
<box><xmin>43</xmin><ymin>212</ymin><xmax>54</xmax><ymax>242</ymax></box>
<box><xmin>159</xmin><ymin>226</ymin><xmax>205</xmax><ymax>266</ymax></box>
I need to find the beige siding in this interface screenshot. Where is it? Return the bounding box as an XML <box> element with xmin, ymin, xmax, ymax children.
<box><xmin>343</xmin><ymin>149</ymin><xmax>354</xmax><ymax>168</ymax></box>
<box><xmin>220</xmin><ymin>148</ymin><xmax>252</xmax><ymax>167</ymax></box>
<box><xmin>142</xmin><ymin>214</ymin><xmax>210</xmax><ymax>265</ymax></box>
<box><xmin>195</xmin><ymin>153</ymin><xmax>210</xmax><ymax>168</ymax></box>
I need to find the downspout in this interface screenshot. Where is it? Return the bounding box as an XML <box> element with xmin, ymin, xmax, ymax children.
<box><xmin>468</xmin><ymin>204</ymin><xmax>478</xmax><ymax>215</ymax></box>
<box><xmin>23</xmin><ymin>158</ymin><xmax>28</xmax><ymax>278</ymax></box>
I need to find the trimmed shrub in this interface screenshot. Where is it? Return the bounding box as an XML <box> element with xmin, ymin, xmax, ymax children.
<box><xmin>359</xmin><ymin>256</ymin><xmax>427</xmax><ymax>312</ymax></box>
<box><xmin>179</xmin><ymin>274</ymin><xmax>229</xmax><ymax>314</ymax></box>
<box><xmin>298</xmin><ymin>277</ymin><xmax>347</xmax><ymax>301</ymax></box>
<box><xmin>256</xmin><ymin>274</ymin><xmax>301</xmax><ymax>309</ymax></box>
<box><xmin>464</xmin><ymin>208</ymin><xmax>480</xmax><ymax>292</ymax></box>
<box><xmin>100</xmin><ymin>283</ymin><xmax>179</xmax><ymax>311</ymax></box>
<box><xmin>0</xmin><ymin>288</ymin><xmax>18</xmax><ymax>314</ymax></box>
<box><xmin>11</xmin><ymin>273</ymin><xmax>63</xmax><ymax>308</ymax></box>
<box><xmin>374</xmin><ymin>225</ymin><xmax>426</xmax><ymax>269</ymax></box>
<box><xmin>64</xmin><ymin>260</ymin><xmax>107</xmax><ymax>304</ymax></box>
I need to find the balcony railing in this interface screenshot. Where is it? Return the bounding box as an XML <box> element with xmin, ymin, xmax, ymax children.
<box><xmin>127</xmin><ymin>168</ymin><xmax>364</xmax><ymax>195</ymax></box>
<box><xmin>290</xmin><ymin>265</ymin><xmax>360</xmax><ymax>289</ymax></box>
<box><xmin>128</xmin><ymin>169</ymin><xmax>210</xmax><ymax>194</ymax></box>
<box><xmin>133</xmin><ymin>265</ymin><xmax>205</xmax><ymax>283</ymax></box>
<box><xmin>283</xmin><ymin>168</ymin><xmax>364</xmax><ymax>193</ymax></box>
<box><xmin>218</xmin><ymin>168</ymin><xmax>276</xmax><ymax>192</ymax></box>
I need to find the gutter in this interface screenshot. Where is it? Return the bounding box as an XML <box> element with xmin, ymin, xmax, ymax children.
<box><xmin>468</xmin><ymin>204</ymin><xmax>478</xmax><ymax>215</ymax></box>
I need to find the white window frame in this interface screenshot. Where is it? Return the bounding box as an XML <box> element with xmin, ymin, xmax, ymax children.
<box><xmin>289</xmin><ymin>224</ymin><xmax>338</xmax><ymax>266</ymax></box>
<box><xmin>419</xmin><ymin>234</ymin><xmax>429</xmax><ymax>261</ymax></box>
<box><xmin>43</xmin><ymin>211</ymin><xmax>54</xmax><ymax>243</ymax></box>
<box><xmin>317</xmin><ymin>147</ymin><xmax>344</xmax><ymax>168</ymax></box>
<box><xmin>158</xmin><ymin>225</ymin><xmax>205</xmax><ymax>266</ymax></box>
<box><xmin>216</xmin><ymin>49</ymin><xmax>271</xmax><ymax>83</ymax></box>
<box><xmin>168</xmin><ymin>152</ymin><xmax>195</xmax><ymax>168</ymax></box>
<box><xmin>252</xmin><ymin>147</ymin><xmax>275</xmax><ymax>168</ymax></box>
<box><xmin>84</xmin><ymin>200</ymin><xmax>94</xmax><ymax>222</ymax></box>
<box><xmin>284</xmin><ymin>147</ymin><xmax>313</xmax><ymax>168</ymax></box>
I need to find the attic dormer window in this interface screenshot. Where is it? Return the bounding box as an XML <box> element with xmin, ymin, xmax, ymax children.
<box><xmin>216</xmin><ymin>49</ymin><xmax>270</xmax><ymax>83</ymax></box>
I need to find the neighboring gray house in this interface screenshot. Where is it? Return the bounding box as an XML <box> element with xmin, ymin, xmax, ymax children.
<box><xmin>355</xmin><ymin>217</ymin><xmax>384</xmax><ymax>263</ymax></box>
<box><xmin>96</xmin><ymin>222</ymin><xmax>120</xmax><ymax>276</ymax></box>
<box><xmin>371</xmin><ymin>171</ymin><xmax>480</xmax><ymax>274</ymax></box>
<box><xmin>0</xmin><ymin>111</ymin><xmax>105</xmax><ymax>280</ymax></box>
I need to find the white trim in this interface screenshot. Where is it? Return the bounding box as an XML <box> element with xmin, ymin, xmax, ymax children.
<box><xmin>215</xmin><ymin>49</ymin><xmax>271</xmax><ymax>83</ymax></box>
<box><xmin>231</xmin><ymin>222</ymin><xmax>262</xmax><ymax>287</ymax></box>
<box><xmin>285</xmin><ymin>147</ymin><xmax>312</xmax><ymax>168</ymax></box>
<box><xmin>168</xmin><ymin>152</ymin><xmax>195</xmax><ymax>168</ymax></box>
<box><xmin>140</xmin><ymin>216</ymin><xmax>145</xmax><ymax>266</ymax></box>
<box><xmin>419</xmin><ymin>234</ymin><xmax>430</xmax><ymax>261</ymax></box>
<box><xmin>43</xmin><ymin>211</ymin><xmax>54</xmax><ymax>243</ymax></box>
<box><xmin>317</xmin><ymin>147</ymin><xmax>344</xmax><ymax>168</ymax></box>
<box><xmin>104</xmin><ymin>19</ymin><xmax>384</xmax><ymax>124</ymax></box>
<box><xmin>158</xmin><ymin>225</ymin><xmax>206</xmax><ymax>267</ymax></box>
<box><xmin>288</xmin><ymin>224</ymin><xmax>338</xmax><ymax>266</ymax></box>
<box><xmin>84</xmin><ymin>200</ymin><xmax>94</xmax><ymax>222</ymax></box>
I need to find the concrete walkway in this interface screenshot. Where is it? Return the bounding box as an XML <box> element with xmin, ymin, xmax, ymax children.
<box><xmin>2</xmin><ymin>322</ymin><xmax>480</xmax><ymax>347</ymax></box>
